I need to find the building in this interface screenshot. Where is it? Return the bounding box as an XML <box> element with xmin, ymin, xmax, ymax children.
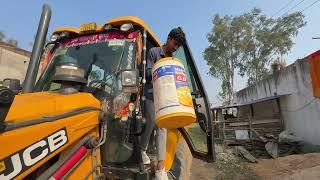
<box><xmin>0</xmin><ymin>42</ymin><xmax>31</xmax><ymax>82</ymax></box>
<box><xmin>212</xmin><ymin>95</ymin><xmax>285</xmax><ymax>144</ymax></box>
<box><xmin>234</xmin><ymin>54</ymin><xmax>320</xmax><ymax>145</ymax></box>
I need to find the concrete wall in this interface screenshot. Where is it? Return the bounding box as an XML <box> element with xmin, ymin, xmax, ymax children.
<box><xmin>235</xmin><ymin>58</ymin><xmax>320</xmax><ymax>145</ymax></box>
<box><xmin>0</xmin><ymin>47</ymin><xmax>30</xmax><ymax>82</ymax></box>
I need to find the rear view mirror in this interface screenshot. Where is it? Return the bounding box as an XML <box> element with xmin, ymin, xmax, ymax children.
<box><xmin>3</xmin><ymin>79</ymin><xmax>21</xmax><ymax>94</ymax></box>
<box><xmin>0</xmin><ymin>85</ymin><xmax>15</xmax><ymax>125</ymax></box>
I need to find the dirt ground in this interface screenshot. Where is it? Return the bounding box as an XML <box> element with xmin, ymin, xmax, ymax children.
<box><xmin>190</xmin><ymin>145</ymin><xmax>258</xmax><ymax>180</ymax></box>
<box><xmin>249</xmin><ymin>153</ymin><xmax>320</xmax><ymax>180</ymax></box>
<box><xmin>190</xmin><ymin>145</ymin><xmax>320</xmax><ymax>180</ymax></box>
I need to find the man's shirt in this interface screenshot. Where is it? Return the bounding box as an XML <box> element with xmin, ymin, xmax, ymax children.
<box><xmin>145</xmin><ymin>46</ymin><xmax>169</xmax><ymax>100</ymax></box>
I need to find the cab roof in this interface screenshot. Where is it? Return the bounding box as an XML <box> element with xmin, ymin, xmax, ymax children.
<box><xmin>53</xmin><ymin>16</ymin><xmax>161</xmax><ymax>46</ymax></box>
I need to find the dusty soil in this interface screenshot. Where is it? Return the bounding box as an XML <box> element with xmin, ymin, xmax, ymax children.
<box><xmin>190</xmin><ymin>145</ymin><xmax>320</xmax><ymax>180</ymax></box>
<box><xmin>191</xmin><ymin>145</ymin><xmax>258</xmax><ymax>180</ymax></box>
<box><xmin>249</xmin><ymin>153</ymin><xmax>320</xmax><ymax>180</ymax></box>
<box><xmin>190</xmin><ymin>158</ymin><xmax>216</xmax><ymax>180</ymax></box>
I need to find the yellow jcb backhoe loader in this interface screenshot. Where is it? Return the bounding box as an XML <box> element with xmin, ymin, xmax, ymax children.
<box><xmin>0</xmin><ymin>5</ymin><xmax>215</xmax><ymax>180</ymax></box>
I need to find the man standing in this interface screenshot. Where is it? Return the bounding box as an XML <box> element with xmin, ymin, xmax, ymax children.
<box><xmin>140</xmin><ymin>27</ymin><xmax>185</xmax><ymax>180</ymax></box>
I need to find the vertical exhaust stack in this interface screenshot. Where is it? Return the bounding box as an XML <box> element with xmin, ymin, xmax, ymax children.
<box><xmin>22</xmin><ymin>4</ymin><xmax>51</xmax><ymax>93</ymax></box>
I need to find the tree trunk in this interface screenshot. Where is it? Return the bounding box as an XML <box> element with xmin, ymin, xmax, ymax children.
<box><xmin>230</xmin><ymin>73</ymin><xmax>234</xmax><ymax>104</ymax></box>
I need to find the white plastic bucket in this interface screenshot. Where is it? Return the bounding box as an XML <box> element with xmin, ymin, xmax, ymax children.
<box><xmin>152</xmin><ymin>57</ymin><xmax>196</xmax><ymax>129</ymax></box>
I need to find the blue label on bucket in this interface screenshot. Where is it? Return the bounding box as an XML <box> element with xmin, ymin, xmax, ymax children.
<box><xmin>153</xmin><ymin>64</ymin><xmax>188</xmax><ymax>88</ymax></box>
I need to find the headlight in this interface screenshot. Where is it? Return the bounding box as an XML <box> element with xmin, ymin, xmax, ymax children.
<box><xmin>50</xmin><ymin>34</ymin><xmax>60</xmax><ymax>42</ymax></box>
<box><xmin>120</xmin><ymin>23</ymin><xmax>133</xmax><ymax>32</ymax></box>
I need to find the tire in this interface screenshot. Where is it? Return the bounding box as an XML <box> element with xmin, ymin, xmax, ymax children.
<box><xmin>169</xmin><ymin>139</ymin><xmax>193</xmax><ymax>180</ymax></box>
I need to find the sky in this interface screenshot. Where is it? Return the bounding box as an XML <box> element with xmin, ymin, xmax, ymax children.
<box><xmin>1</xmin><ymin>0</ymin><xmax>320</xmax><ymax>106</ymax></box>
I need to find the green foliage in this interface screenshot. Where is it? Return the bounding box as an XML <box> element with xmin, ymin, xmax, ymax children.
<box><xmin>238</xmin><ymin>8</ymin><xmax>305</xmax><ymax>85</ymax></box>
<box><xmin>0</xmin><ymin>31</ymin><xmax>19</xmax><ymax>47</ymax></box>
<box><xmin>0</xmin><ymin>31</ymin><xmax>5</xmax><ymax>42</ymax></box>
<box><xmin>204</xmin><ymin>14</ymin><xmax>246</xmax><ymax>104</ymax></box>
<box><xmin>204</xmin><ymin>8</ymin><xmax>306</xmax><ymax>103</ymax></box>
<box><xmin>6</xmin><ymin>38</ymin><xmax>18</xmax><ymax>47</ymax></box>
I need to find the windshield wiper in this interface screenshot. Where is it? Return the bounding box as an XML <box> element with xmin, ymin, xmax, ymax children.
<box><xmin>114</xmin><ymin>42</ymin><xmax>127</xmax><ymax>76</ymax></box>
<box><xmin>85</xmin><ymin>53</ymin><xmax>98</xmax><ymax>79</ymax></box>
<box><xmin>112</xmin><ymin>42</ymin><xmax>127</xmax><ymax>82</ymax></box>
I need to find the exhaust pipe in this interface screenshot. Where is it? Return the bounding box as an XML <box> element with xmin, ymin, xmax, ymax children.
<box><xmin>22</xmin><ymin>4</ymin><xmax>51</xmax><ymax>93</ymax></box>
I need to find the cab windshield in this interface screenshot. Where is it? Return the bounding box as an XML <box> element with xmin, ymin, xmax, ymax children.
<box><xmin>36</xmin><ymin>33</ymin><xmax>139</xmax><ymax>164</ymax></box>
<box><xmin>36</xmin><ymin>35</ymin><xmax>137</xmax><ymax>95</ymax></box>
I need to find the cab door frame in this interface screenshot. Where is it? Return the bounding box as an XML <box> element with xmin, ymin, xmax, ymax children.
<box><xmin>176</xmin><ymin>32</ymin><xmax>216</xmax><ymax>162</ymax></box>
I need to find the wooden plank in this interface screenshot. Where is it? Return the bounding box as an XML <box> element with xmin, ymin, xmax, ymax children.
<box><xmin>235</xmin><ymin>146</ymin><xmax>257</xmax><ymax>163</ymax></box>
<box><xmin>223</xmin><ymin>118</ymin><xmax>226</xmax><ymax>140</ymax></box>
<box><xmin>214</xmin><ymin>121</ymin><xmax>225</xmax><ymax>124</ymax></box>
<box><xmin>276</xmin><ymin>98</ymin><xmax>285</xmax><ymax>130</ymax></box>
<box><xmin>250</xmin><ymin>104</ymin><xmax>254</xmax><ymax>118</ymax></box>
<box><xmin>248</xmin><ymin>114</ymin><xmax>252</xmax><ymax>139</ymax></box>
<box><xmin>229</xmin><ymin>119</ymin><xmax>280</xmax><ymax>126</ymax></box>
<box><xmin>251</xmin><ymin>128</ymin><xmax>267</xmax><ymax>142</ymax></box>
<box><xmin>225</xmin><ymin>118</ymin><xmax>248</xmax><ymax>122</ymax></box>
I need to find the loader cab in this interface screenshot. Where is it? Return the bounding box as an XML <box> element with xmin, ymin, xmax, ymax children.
<box><xmin>36</xmin><ymin>17</ymin><xmax>215</xmax><ymax>179</ymax></box>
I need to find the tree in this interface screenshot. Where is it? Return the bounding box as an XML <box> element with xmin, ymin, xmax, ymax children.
<box><xmin>272</xmin><ymin>12</ymin><xmax>306</xmax><ymax>60</ymax></box>
<box><xmin>204</xmin><ymin>8</ymin><xmax>306</xmax><ymax>104</ymax></box>
<box><xmin>204</xmin><ymin>15</ymin><xmax>246</xmax><ymax>105</ymax></box>
<box><xmin>0</xmin><ymin>31</ymin><xmax>5</xmax><ymax>42</ymax></box>
<box><xmin>238</xmin><ymin>8</ymin><xmax>305</xmax><ymax>85</ymax></box>
<box><xmin>6</xmin><ymin>38</ymin><xmax>18</xmax><ymax>47</ymax></box>
<box><xmin>0</xmin><ymin>31</ymin><xmax>20</xmax><ymax>47</ymax></box>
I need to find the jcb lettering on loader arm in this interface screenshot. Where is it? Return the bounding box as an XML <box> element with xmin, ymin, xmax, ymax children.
<box><xmin>0</xmin><ymin>128</ymin><xmax>68</xmax><ymax>179</ymax></box>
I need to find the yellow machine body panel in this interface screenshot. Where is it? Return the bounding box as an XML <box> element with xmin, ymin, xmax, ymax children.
<box><xmin>0</xmin><ymin>92</ymin><xmax>101</xmax><ymax>179</ymax></box>
<box><xmin>163</xmin><ymin>129</ymin><xmax>180</xmax><ymax>169</ymax></box>
<box><xmin>5</xmin><ymin>92</ymin><xmax>99</xmax><ymax>123</ymax></box>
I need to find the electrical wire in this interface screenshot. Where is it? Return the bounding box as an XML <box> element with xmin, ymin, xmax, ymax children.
<box><xmin>280</xmin><ymin>0</ymin><xmax>306</xmax><ymax>16</ymax></box>
<box><xmin>276</xmin><ymin>0</ymin><xmax>320</xmax><ymax>27</ymax></box>
<box><xmin>301</xmin><ymin>0</ymin><xmax>320</xmax><ymax>12</ymax></box>
<box><xmin>272</xmin><ymin>0</ymin><xmax>296</xmax><ymax>17</ymax></box>
<box><xmin>282</xmin><ymin>98</ymin><xmax>318</xmax><ymax>112</ymax></box>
